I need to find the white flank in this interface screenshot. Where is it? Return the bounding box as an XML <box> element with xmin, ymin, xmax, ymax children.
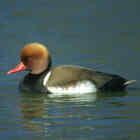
<box><xmin>43</xmin><ymin>71</ymin><xmax>51</xmax><ymax>86</ymax></box>
<box><xmin>43</xmin><ymin>71</ymin><xmax>97</xmax><ymax>96</ymax></box>
<box><xmin>47</xmin><ymin>81</ymin><xmax>97</xmax><ymax>96</ymax></box>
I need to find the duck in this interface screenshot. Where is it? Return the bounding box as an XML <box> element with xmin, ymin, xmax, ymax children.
<box><xmin>8</xmin><ymin>42</ymin><xmax>135</xmax><ymax>94</ymax></box>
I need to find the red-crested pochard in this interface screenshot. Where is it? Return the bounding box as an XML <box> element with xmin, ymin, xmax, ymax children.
<box><xmin>8</xmin><ymin>43</ymin><xmax>135</xmax><ymax>94</ymax></box>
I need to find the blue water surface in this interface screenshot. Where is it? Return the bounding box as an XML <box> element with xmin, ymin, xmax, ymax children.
<box><xmin>0</xmin><ymin>0</ymin><xmax>140</xmax><ymax>139</ymax></box>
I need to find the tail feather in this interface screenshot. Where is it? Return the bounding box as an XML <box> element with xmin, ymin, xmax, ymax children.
<box><xmin>124</xmin><ymin>80</ymin><xmax>136</xmax><ymax>86</ymax></box>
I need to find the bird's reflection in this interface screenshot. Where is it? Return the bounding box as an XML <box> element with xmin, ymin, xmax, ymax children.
<box><xmin>18</xmin><ymin>90</ymin><xmax>127</xmax><ymax>135</ymax></box>
<box><xmin>18</xmin><ymin>91</ymin><xmax>97</xmax><ymax>133</ymax></box>
<box><xmin>20</xmin><ymin>93</ymin><xmax>45</xmax><ymax>119</ymax></box>
<box><xmin>18</xmin><ymin>92</ymin><xmax>50</xmax><ymax>134</ymax></box>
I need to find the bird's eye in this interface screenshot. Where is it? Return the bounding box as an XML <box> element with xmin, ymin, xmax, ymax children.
<box><xmin>21</xmin><ymin>57</ymin><xmax>28</xmax><ymax>64</ymax></box>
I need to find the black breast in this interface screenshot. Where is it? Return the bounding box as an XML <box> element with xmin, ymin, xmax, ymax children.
<box><xmin>19</xmin><ymin>72</ymin><xmax>48</xmax><ymax>93</ymax></box>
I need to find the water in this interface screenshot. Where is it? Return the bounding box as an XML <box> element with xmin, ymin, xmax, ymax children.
<box><xmin>0</xmin><ymin>0</ymin><xmax>140</xmax><ymax>139</ymax></box>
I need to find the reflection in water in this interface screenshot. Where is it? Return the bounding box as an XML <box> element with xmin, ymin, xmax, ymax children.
<box><xmin>17</xmin><ymin>88</ymin><xmax>140</xmax><ymax>140</ymax></box>
<box><xmin>20</xmin><ymin>97</ymin><xmax>44</xmax><ymax>119</ymax></box>
<box><xmin>19</xmin><ymin>93</ymin><xmax>49</xmax><ymax>135</ymax></box>
<box><xmin>97</xmin><ymin>90</ymin><xmax>127</xmax><ymax>98</ymax></box>
<box><xmin>3</xmin><ymin>88</ymin><xmax>140</xmax><ymax>140</ymax></box>
<box><xmin>18</xmin><ymin>92</ymin><xmax>97</xmax><ymax>136</ymax></box>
